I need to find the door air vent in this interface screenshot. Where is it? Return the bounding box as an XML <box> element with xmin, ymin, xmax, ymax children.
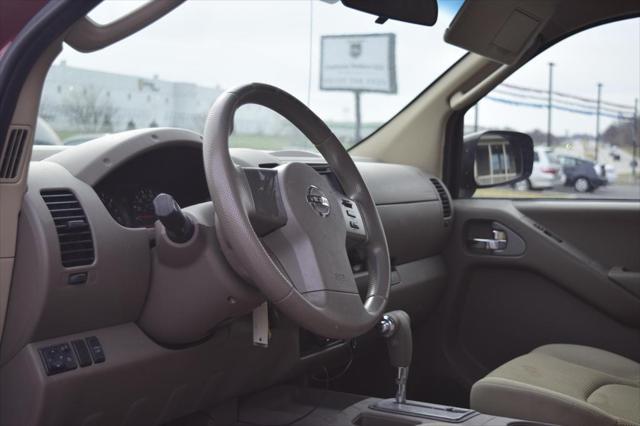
<box><xmin>0</xmin><ymin>127</ymin><xmax>29</xmax><ymax>180</ymax></box>
<box><xmin>41</xmin><ymin>189</ymin><xmax>95</xmax><ymax>268</ymax></box>
<box><xmin>430</xmin><ymin>178</ymin><xmax>452</xmax><ymax>219</ymax></box>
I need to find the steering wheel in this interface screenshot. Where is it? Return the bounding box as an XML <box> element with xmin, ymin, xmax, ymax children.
<box><xmin>202</xmin><ymin>83</ymin><xmax>390</xmax><ymax>339</ymax></box>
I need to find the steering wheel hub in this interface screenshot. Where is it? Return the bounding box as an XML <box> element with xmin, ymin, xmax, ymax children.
<box><xmin>306</xmin><ymin>185</ymin><xmax>331</xmax><ymax>217</ymax></box>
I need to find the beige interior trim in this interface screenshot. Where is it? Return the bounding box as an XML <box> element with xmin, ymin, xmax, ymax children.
<box><xmin>65</xmin><ymin>0</ymin><xmax>185</xmax><ymax>53</ymax></box>
<box><xmin>444</xmin><ymin>0</ymin><xmax>557</xmax><ymax>65</ymax></box>
<box><xmin>0</xmin><ymin>40</ymin><xmax>62</xmax><ymax>343</ymax></box>
<box><xmin>449</xmin><ymin>63</ymin><xmax>512</xmax><ymax>110</ymax></box>
<box><xmin>0</xmin><ymin>259</ymin><xmax>12</xmax><ymax>343</ymax></box>
<box><xmin>0</xmin><ymin>0</ymin><xmax>184</xmax><ymax>347</ymax></box>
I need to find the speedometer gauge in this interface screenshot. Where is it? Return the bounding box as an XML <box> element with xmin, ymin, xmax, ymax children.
<box><xmin>132</xmin><ymin>187</ymin><xmax>157</xmax><ymax>227</ymax></box>
<box><xmin>98</xmin><ymin>191</ymin><xmax>130</xmax><ymax>226</ymax></box>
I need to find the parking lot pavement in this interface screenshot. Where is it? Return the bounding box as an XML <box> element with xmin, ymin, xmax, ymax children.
<box><xmin>476</xmin><ymin>182</ymin><xmax>640</xmax><ymax>200</ymax></box>
<box><xmin>563</xmin><ymin>183</ymin><xmax>640</xmax><ymax>200</ymax></box>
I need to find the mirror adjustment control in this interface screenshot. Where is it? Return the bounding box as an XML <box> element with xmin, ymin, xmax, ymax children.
<box><xmin>39</xmin><ymin>342</ymin><xmax>77</xmax><ymax>375</ymax></box>
<box><xmin>85</xmin><ymin>336</ymin><xmax>105</xmax><ymax>363</ymax></box>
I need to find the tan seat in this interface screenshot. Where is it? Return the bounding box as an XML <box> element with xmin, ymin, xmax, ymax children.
<box><xmin>470</xmin><ymin>344</ymin><xmax>640</xmax><ymax>426</ymax></box>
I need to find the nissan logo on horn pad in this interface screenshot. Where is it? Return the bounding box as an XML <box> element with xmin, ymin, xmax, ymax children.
<box><xmin>306</xmin><ymin>186</ymin><xmax>331</xmax><ymax>217</ymax></box>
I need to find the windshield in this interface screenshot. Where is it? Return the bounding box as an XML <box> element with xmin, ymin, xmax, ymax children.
<box><xmin>37</xmin><ymin>0</ymin><xmax>465</xmax><ymax>151</ymax></box>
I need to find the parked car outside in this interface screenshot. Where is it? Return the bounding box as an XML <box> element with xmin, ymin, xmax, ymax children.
<box><xmin>514</xmin><ymin>146</ymin><xmax>565</xmax><ymax>190</ymax></box>
<box><xmin>557</xmin><ymin>154</ymin><xmax>607</xmax><ymax>192</ymax></box>
<box><xmin>34</xmin><ymin>117</ymin><xmax>62</xmax><ymax>145</ymax></box>
<box><xmin>602</xmin><ymin>164</ymin><xmax>617</xmax><ymax>184</ymax></box>
<box><xmin>63</xmin><ymin>133</ymin><xmax>109</xmax><ymax>146</ymax></box>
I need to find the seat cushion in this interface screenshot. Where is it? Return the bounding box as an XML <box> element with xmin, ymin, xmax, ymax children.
<box><xmin>470</xmin><ymin>344</ymin><xmax>640</xmax><ymax>426</ymax></box>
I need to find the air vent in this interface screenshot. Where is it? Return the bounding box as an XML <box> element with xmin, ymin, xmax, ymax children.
<box><xmin>41</xmin><ymin>189</ymin><xmax>95</xmax><ymax>268</ymax></box>
<box><xmin>430</xmin><ymin>178</ymin><xmax>452</xmax><ymax>219</ymax></box>
<box><xmin>0</xmin><ymin>127</ymin><xmax>29</xmax><ymax>180</ymax></box>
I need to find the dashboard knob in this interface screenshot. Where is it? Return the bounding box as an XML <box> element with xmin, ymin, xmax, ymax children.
<box><xmin>153</xmin><ymin>193</ymin><xmax>195</xmax><ymax>244</ymax></box>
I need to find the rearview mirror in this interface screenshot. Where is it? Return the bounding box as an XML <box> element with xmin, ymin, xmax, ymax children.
<box><xmin>341</xmin><ymin>0</ymin><xmax>438</xmax><ymax>26</ymax></box>
<box><xmin>462</xmin><ymin>131</ymin><xmax>533</xmax><ymax>193</ymax></box>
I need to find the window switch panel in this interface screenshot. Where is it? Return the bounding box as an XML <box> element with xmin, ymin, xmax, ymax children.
<box><xmin>85</xmin><ymin>336</ymin><xmax>105</xmax><ymax>363</ymax></box>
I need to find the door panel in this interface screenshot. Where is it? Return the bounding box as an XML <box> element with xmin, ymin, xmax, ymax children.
<box><xmin>434</xmin><ymin>199</ymin><xmax>640</xmax><ymax>390</ymax></box>
<box><xmin>515</xmin><ymin>201</ymin><xmax>640</xmax><ymax>271</ymax></box>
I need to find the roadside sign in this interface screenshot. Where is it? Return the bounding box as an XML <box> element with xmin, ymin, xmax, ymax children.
<box><xmin>320</xmin><ymin>33</ymin><xmax>397</xmax><ymax>94</ymax></box>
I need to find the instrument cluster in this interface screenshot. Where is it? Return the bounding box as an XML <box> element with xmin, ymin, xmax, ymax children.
<box><xmin>94</xmin><ymin>146</ymin><xmax>209</xmax><ymax>228</ymax></box>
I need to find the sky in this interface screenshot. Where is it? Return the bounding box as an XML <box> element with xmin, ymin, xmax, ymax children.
<box><xmin>50</xmin><ymin>0</ymin><xmax>639</xmax><ymax>137</ymax></box>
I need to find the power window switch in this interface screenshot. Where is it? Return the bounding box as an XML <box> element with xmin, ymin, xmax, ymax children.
<box><xmin>349</xmin><ymin>220</ymin><xmax>360</xmax><ymax>230</ymax></box>
<box><xmin>71</xmin><ymin>339</ymin><xmax>92</xmax><ymax>367</ymax></box>
<box><xmin>85</xmin><ymin>336</ymin><xmax>105</xmax><ymax>363</ymax></box>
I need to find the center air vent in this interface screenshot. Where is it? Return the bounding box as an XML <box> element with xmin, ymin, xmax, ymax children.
<box><xmin>430</xmin><ymin>178</ymin><xmax>452</xmax><ymax>219</ymax></box>
<box><xmin>41</xmin><ymin>189</ymin><xmax>95</xmax><ymax>268</ymax></box>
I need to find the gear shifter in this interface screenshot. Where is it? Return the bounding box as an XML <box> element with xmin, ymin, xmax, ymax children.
<box><xmin>379</xmin><ymin>310</ymin><xmax>412</xmax><ymax>404</ymax></box>
<box><xmin>373</xmin><ymin>310</ymin><xmax>477</xmax><ymax>422</ymax></box>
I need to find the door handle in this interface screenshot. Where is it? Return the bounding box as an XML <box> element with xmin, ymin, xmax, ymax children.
<box><xmin>471</xmin><ymin>230</ymin><xmax>507</xmax><ymax>251</ymax></box>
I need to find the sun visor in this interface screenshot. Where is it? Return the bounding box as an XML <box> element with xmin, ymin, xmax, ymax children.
<box><xmin>445</xmin><ymin>0</ymin><xmax>557</xmax><ymax>65</ymax></box>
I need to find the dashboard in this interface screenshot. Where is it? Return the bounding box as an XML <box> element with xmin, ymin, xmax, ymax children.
<box><xmin>4</xmin><ymin>128</ymin><xmax>453</xmax><ymax>426</ymax></box>
<box><xmin>94</xmin><ymin>146</ymin><xmax>209</xmax><ymax>228</ymax></box>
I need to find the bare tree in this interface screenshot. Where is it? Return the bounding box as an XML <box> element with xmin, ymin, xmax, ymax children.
<box><xmin>62</xmin><ymin>87</ymin><xmax>118</xmax><ymax>132</ymax></box>
<box><xmin>38</xmin><ymin>99</ymin><xmax>57</xmax><ymax>122</ymax></box>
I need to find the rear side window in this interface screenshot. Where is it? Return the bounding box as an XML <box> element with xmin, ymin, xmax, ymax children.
<box><xmin>463</xmin><ymin>18</ymin><xmax>640</xmax><ymax>200</ymax></box>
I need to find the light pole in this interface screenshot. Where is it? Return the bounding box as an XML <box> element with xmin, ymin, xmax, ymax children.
<box><xmin>547</xmin><ymin>62</ymin><xmax>554</xmax><ymax>146</ymax></box>
<box><xmin>354</xmin><ymin>90</ymin><xmax>362</xmax><ymax>142</ymax></box>
<box><xmin>632</xmin><ymin>98</ymin><xmax>638</xmax><ymax>179</ymax></box>
<box><xmin>595</xmin><ymin>83</ymin><xmax>602</xmax><ymax>161</ymax></box>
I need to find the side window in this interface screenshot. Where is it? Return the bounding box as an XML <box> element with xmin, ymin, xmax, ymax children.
<box><xmin>464</xmin><ymin>18</ymin><xmax>640</xmax><ymax>200</ymax></box>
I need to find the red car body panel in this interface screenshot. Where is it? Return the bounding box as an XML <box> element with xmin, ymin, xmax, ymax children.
<box><xmin>0</xmin><ymin>0</ymin><xmax>48</xmax><ymax>58</ymax></box>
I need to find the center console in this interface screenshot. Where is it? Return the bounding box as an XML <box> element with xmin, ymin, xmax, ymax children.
<box><xmin>234</xmin><ymin>385</ymin><xmax>553</xmax><ymax>426</ymax></box>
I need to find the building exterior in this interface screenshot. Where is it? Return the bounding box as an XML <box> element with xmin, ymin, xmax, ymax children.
<box><xmin>38</xmin><ymin>62</ymin><xmax>375</xmax><ymax>149</ymax></box>
<box><xmin>39</xmin><ymin>62</ymin><xmax>223</xmax><ymax>134</ymax></box>
<box><xmin>38</xmin><ymin>62</ymin><xmax>288</xmax><ymax>136</ymax></box>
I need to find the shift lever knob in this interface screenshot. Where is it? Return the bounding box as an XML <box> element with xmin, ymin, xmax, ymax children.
<box><xmin>379</xmin><ymin>310</ymin><xmax>412</xmax><ymax>368</ymax></box>
<box><xmin>379</xmin><ymin>310</ymin><xmax>412</xmax><ymax>404</ymax></box>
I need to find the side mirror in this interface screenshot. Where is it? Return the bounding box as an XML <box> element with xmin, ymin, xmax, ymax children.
<box><xmin>461</xmin><ymin>131</ymin><xmax>533</xmax><ymax>194</ymax></box>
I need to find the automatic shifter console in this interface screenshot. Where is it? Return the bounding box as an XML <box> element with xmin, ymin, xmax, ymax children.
<box><xmin>373</xmin><ymin>310</ymin><xmax>477</xmax><ymax>422</ymax></box>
